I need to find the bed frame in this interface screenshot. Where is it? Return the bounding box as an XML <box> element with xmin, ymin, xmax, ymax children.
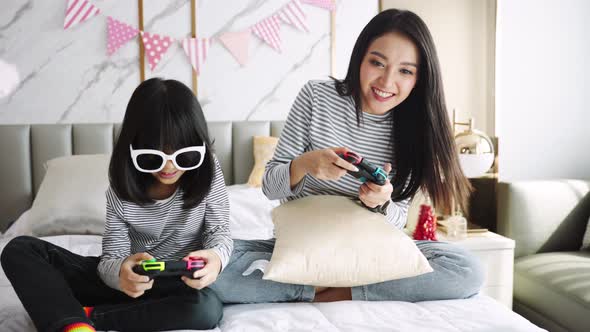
<box><xmin>0</xmin><ymin>121</ymin><xmax>285</xmax><ymax>232</ymax></box>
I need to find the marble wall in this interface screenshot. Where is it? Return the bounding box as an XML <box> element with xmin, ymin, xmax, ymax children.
<box><xmin>0</xmin><ymin>0</ymin><xmax>377</xmax><ymax>124</ymax></box>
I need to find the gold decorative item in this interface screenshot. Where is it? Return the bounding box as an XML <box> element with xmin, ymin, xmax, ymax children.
<box><xmin>452</xmin><ymin>109</ymin><xmax>495</xmax><ymax>178</ymax></box>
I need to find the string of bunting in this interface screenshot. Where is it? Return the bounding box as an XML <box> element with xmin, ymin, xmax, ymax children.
<box><xmin>63</xmin><ymin>0</ymin><xmax>336</xmax><ymax>74</ymax></box>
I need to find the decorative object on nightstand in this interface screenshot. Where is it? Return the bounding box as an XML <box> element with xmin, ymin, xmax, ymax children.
<box><xmin>438</xmin><ymin>215</ymin><xmax>467</xmax><ymax>241</ymax></box>
<box><xmin>413</xmin><ymin>204</ymin><xmax>438</xmax><ymax>241</ymax></box>
<box><xmin>452</xmin><ymin>109</ymin><xmax>495</xmax><ymax>178</ymax></box>
<box><xmin>438</xmin><ymin>217</ymin><xmax>489</xmax><ymax>237</ymax></box>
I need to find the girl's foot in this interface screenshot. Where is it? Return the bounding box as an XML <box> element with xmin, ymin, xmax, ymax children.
<box><xmin>314</xmin><ymin>286</ymin><xmax>329</xmax><ymax>294</ymax></box>
<box><xmin>313</xmin><ymin>287</ymin><xmax>352</xmax><ymax>302</ymax></box>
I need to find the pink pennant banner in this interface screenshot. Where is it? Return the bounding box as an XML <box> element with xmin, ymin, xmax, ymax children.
<box><xmin>218</xmin><ymin>30</ymin><xmax>251</xmax><ymax>67</ymax></box>
<box><xmin>300</xmin><ymin>0</ymin><xmax>336</xmax><ymax>11</ymax></box>
<box><xmin>140</xmin><ymin>32</ymin><xmax>175</xmax><ymax>71</ymax></box>
<box><xmin>250</xmin><ymin>15</ymin><xmax>282</xmax><ymax>53</ymax></box>
<box><xmin>64</xmin><ymin>0</ymin><xmax>100</xmax><ymax>30</ymax></box>
<box><xmin>278</xmin><ymin>0</ymin><xmax>308</xmax><ymax>32</ymax></box>
<box><xmin>106</xmin><ymin>16</ymin><xmax>139</xmax><ymax>56</ymax></box>
<box><xmin>182</xmin><ymin>38</ymin><xmax>210</xmax><ymax>75</ymax></box>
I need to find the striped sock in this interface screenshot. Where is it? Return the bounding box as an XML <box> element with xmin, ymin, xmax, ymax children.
<box><xmin>83</xmin><ymin>307</ymin><xmax>94</xmax><ymax>318</ymax></box>
<box><xmin>62</xmin><ymin>322</ymin><xmax>95</xmax><ymax>332</ymax></box>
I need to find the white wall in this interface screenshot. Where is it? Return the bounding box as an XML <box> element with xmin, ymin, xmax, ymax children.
<box><xmin>496</xmin><ymin>0</ymin><xmax>590</xmax><ymax>181</ymax></box>
<box><xmin>381</xmin><ymin>0</ymin><xmax>496</xmax><ymax>136</ymax></box>
<box><xmin>0</xmin><ymin>0</ymin><xmax>377</xmax><ymax>123</ymax></box>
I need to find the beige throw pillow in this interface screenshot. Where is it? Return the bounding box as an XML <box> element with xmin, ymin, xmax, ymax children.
<box><xmin>263</xmin><ymin>195</ymin><xmax>433</xmax><ymax>287</ymax></box>
<box><xmin>6</xmin><ymin>154</ymin><xmax>110</xmax><ymax>237</ymax></box>
<box><xmin>247</xmin><ymin>136</ymin><xmax>279</xmax><ymax>187</ymax></box>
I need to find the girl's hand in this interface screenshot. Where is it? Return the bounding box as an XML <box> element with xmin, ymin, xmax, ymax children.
<box><xmin>181</xmin><ymin>249</ymin><xmax>222</xmax><ymax>290</ymax></box>
<box><xmin>119</xmin><ymin>252</ymin><xmax>154</xmax><ymax>298</ymax></box>
<box><xmin>359</xmin><ymin>163</ymin><xmax>393</xmax><ymax>208</ymax></box>
<box><xmin>293</xmin><ymin>147</ymin><xmax>359</xmax><ymax>181</ymax></box>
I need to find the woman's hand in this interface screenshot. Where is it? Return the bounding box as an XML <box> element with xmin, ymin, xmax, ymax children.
<box><xmin>359</xmin><ymin>163</ymin><xmax>393</xmax><ymax>208</ymax></box>
<box><xmin>181</xmin><ymin>249</ymin><xmax>222</xmax><ymax>290</ymax></box>
<box><xmin>119</xmin><ymin>252</ymin><xmax>154</xmax><ymax>298</ymax></box>
<box><xmin>290</xmin><ymin>147</ymin><xmax>359</xmax><ymax>186</ymax></box>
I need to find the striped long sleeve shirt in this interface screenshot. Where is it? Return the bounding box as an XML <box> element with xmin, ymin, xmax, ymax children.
<box><xmin>262</xmin><ymin>80</ymin><xmax>410</xmax><ymax>229</ymax></box>
<box><xmin>98</xmin><ymin>157</ymin><xmax>233</xmax><ymax>291</ymax></box>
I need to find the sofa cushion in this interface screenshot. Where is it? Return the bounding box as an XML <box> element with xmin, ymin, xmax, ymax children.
<box><xmin>514</xmin><ymin>251</ymin><xmax>590</xmax><ymax>331</ymax></box>
<box><xmin>581</xmin><ymin>214</ymin><xmax>590</xmax><ymax>250</ymax></box>
<box><xmin>497</xmin><ymin>180</ymin><xmax>590</xmax><ymax>258</ymax></box>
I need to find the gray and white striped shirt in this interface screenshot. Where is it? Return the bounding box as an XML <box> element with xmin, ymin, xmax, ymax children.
<box><xmin>262</xmin><ymin>80</ymin><xmax>410</xmax><ymax>229</ymax></box>
<box><xmin>98</xmin><ymin>158</ymin><xmax>232</xmax><ymax>291</ymax></box>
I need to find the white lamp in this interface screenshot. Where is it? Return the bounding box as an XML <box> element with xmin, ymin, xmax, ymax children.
<box><xmin>453</xmin><ymin>109</ymin><xmax>495</xmax><ymax>178</ymax></box>
<box><xmin>444</xmin><ymin>110</ymin><xmax>495</xmax><ymax>239</ymax></box>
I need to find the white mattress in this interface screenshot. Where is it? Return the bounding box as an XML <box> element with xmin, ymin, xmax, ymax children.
<box><xmin>0</xmin><ymin>235</ymin><xmax>545</xmax><ymax>332</ymax></box>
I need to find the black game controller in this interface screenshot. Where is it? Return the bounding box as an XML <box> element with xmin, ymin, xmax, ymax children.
<box><xmin>338</xmin><ymin>151</ymin><xmax>387</xmax><ymax>186</ymax></box>
<box><xmin>132</xmin><ymin>257</ymin><xmax>205</xmax><ymax>279</ymax></box>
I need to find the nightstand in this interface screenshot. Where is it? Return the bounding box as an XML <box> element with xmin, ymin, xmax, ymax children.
<box><xmin>438</xmin><ymin>231</ymin><xmax>515</xmax><ymax>308</ymax></box>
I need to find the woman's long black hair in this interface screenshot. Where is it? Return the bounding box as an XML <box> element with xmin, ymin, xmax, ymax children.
<box><xmin>335</xmin><ymin>9</ymin><xmax>472</xmax><ymax>215</ymax></box>
<box><xmin>109</xmin><ymin>77</ymin><xmax>215</xmax><ymax>209</ymax></box>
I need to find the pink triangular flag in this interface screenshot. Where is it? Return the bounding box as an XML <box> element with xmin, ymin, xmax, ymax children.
<box><xmin>140</xmin><ymin>32</ymin><xmax>175</xmax><ymax>71</ymax></box>
<box><xmin>106</xmin><ymin>16</ymin><xmax>139</xmax><ymax>56</ymax></box>
<box><xmin>278</xmin><ymin>0</ymin><xmax>309</xmax><ymax>32</ymax></box>
<box><xmin>218</xmin><ymin>30</ymin><xmax>251</xmax><ymax>67</ymax></box>
<box><xmin>300</xmin><ymin>0</ymin><xmax>336</xmax><ymax>11</ymax></box>
<box><xmin>250</xmin><ymin>15</ymin><xmax>282</xmax><ymax>53</ymax></box>
<box><xmin>64</xmin><ymin>0</ymin><xmax>101</xmax><ymax>29</ymax></box>
<box><xmin>182</xmin><ymin>38</ymin><xmax>210</xmax><ymax>75</ymax></box>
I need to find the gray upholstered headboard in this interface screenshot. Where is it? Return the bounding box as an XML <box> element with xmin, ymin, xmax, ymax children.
<box><xmin>0</xmin><ymin>121</ymin><xmax>285</xmax><ymax>232</ymax></box>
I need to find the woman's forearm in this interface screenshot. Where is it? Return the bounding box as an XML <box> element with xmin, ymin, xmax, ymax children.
<box><xmin>289</xmin><ymin>154</ymin><xmax>308</xmax><ymax>189</ymax></box>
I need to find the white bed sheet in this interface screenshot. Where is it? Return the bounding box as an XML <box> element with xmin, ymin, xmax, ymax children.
<box><xmin>0</xmin><ymin>235</ymin><xmax>544</xmax><ymax>332</ymax></box>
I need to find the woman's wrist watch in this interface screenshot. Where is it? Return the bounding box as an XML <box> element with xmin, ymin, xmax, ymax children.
<box><xmin>375</xmin><ymin>200</ymin><xmax>391</xmax><ymax>215</ymax></box>
<box><xmin>365</xmin><ymin>200</ymin><xmax>390</xmax><ymax>215</ymax></box>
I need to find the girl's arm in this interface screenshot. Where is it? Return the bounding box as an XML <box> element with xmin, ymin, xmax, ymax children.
<box><xmin>202</xmin><ymin>157</ymin><xmax>233</xmax><ymax>271</ymax></box>
<box><xmin>262</xmin><ymin>82</ymin><xmax>314</xmax><ymax>200</ymax></box>
<box><xmin>97</xmin><ymin>187</ymin><xmax>132</xmax><ymax>290</ymax></box>
<box><xmin>383</xmin><ymin>176</ymin><xmax>412</xmax><ymax>229</ymax></box>
<box><xmin>384</xmin><ymin>197</ymin><xmax>411</xmax><ymax>229</ymax></box>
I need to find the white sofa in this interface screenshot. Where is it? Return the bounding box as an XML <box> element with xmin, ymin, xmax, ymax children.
<box><xmin>497</xmin><ymin>179</ymin><xmax>590</xmax><ymax>332</ymax></box>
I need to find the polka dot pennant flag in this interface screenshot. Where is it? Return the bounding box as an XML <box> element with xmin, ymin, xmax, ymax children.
<box><xmin>250</xmin><ymin>15</ymin><xmax>282</xmax><ymax>53</ymax></box>
<box><xmin>140</xmin><ymin>32</ymin><xmax>175</xmax><ymax>71</ymax></box>
<box><xmin>106</xmin><ymin>16</ymin><xmax>139</xmax><ymax>56</ymax></box>
<box><xmin>300</xmin><ymin>0</ymin><xmax>336</xmax><ymax>11</ymax></box>
<box><xmin>278</xmin><ymin>0</ymin><xmax>309</xmax><ymax>32</ymax></box>
<box><xmin>63</xmin><ymin>0</ymin><xmax>100</xmax><ymax>30</ymax></box>
<box><xmin>182</xmin><ymin>38</ymin><xmax>210</xmax><ymax>75</ymax></box>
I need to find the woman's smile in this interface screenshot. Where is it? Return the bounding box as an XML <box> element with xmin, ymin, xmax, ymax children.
<box><xmin>371</xmin><ymin>86</ymin><xmax>395</xmax><ymax>101</ymax></box>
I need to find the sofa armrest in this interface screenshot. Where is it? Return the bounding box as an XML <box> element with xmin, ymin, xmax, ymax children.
<box><xmin>497</xmin><ymin>179</ymin><xmax>590</xmax><ymax>258</ymax></box>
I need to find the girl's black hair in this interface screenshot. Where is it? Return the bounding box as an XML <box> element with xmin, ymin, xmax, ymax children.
<box><xmin>109</xmin><ymin>77</ymin><xmax>215</xmax><ymax>209</ymax></box>
<box><xmin>334</xmin><ymin>9</ymin><xmax>472</xmax><ymax>215</ymax></box>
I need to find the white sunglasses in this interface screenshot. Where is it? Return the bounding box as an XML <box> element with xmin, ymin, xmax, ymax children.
<box><xmin>129</xmin><ymin>144</ymin><xmax>206</xmax><ymax>173</ymax></box>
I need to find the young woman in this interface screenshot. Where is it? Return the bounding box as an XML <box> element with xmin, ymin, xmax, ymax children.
<box><xmin>1</xmin><ymin>78</ymin><xmax>232</xmax><ymax>332</ymax></box>
<box><xmin>209</xmin><ymin>8</ymin><xmax>484</xmax><ymax>304</ymax></box>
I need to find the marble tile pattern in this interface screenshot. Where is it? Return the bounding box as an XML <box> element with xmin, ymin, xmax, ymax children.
<box><xmin>0</xmin><ymin>0</ymin><xmax>377</xmax><ymax>124</ymax></box>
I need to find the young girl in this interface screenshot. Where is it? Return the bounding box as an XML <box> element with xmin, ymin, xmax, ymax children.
<box><xmin>1</xmin><ymin>78</ymin><xmax>232</xmax><ymax>332</ymax></box>
<box><xmin>208</xmin><ymin>8</ymin><xmax>484</xmax><ymax>304</ymax></box>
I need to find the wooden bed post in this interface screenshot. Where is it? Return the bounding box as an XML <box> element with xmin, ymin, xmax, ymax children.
<box><xmin>330</xmin><ymin>10</ymin><xmax>335</xmax><ymax>77</ymax></box>
<box><xmin>137</xmin><ymin>0</ymin><xmax>197</xmax><ymax>95</ymax></box>
<box><xmin>191</xmin><ymin>0</ymin><xmax>198</xmax><ymax>96</ymax></box>
<box><xmin>138</xmin><ymin>0</ymin><xmax>145</xmax><ymax>82</ymax></box>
